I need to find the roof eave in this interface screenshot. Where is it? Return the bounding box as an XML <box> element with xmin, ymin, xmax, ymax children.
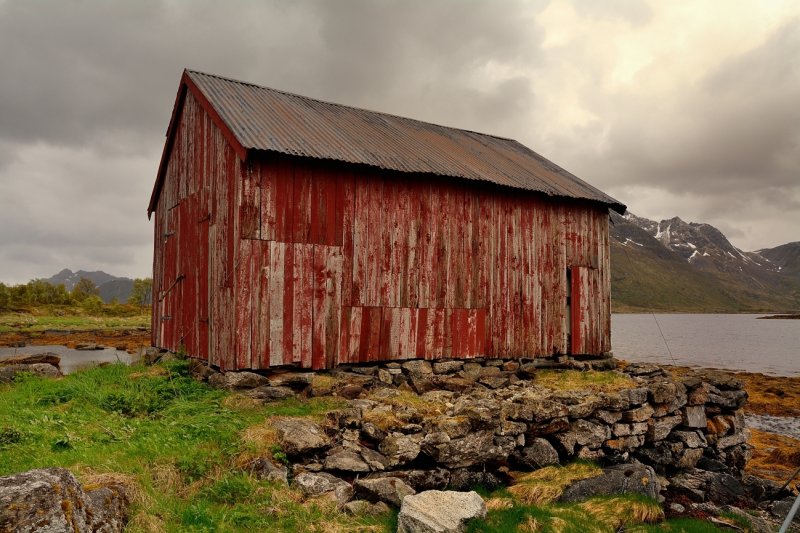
<box><xmin>147</xmin><ymin>70</ymin><xmax>248</xmax><ymax>218</ymax></box>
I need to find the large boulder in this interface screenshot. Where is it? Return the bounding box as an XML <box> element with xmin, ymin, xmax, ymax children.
<box><xmin>273</xmin><ymin>418</ymin><xmax>331</xmax><ymax>456</ymax></box>
<box><xmin>558</xmin><ymin>463</ymin><xmax>659</xmax><ymax>503</ymax></box>
<box><xmin>0</xmin><ymin>467</ymin><xmax>129</xmax><ymax>533</ymax></box>
<box><xmin>397</xmin><ymin>490</ymin><xmax>486</xmax><ymax>533</ymax></box>
<box><xmin>0</xmin><ymin>363</ymin><xmax>62</xmax><ymax>383</ymax></box>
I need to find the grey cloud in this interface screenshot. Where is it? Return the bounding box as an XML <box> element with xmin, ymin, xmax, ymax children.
<box><xmin>598</xmin><ymin>18</ymin><xmax>800</xmax><ymax>193</ymax></box>
<box><xmin>0</xmin><ymin>0</ymin><xmax>797</xmax><ymax>281</ymax></box>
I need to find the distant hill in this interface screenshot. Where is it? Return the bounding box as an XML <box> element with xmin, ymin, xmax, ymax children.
<box><xmin>757</xmin><ymin>242</ymin><xmax>800</xmax><ymax>278</ymax></box>
<box><xmin>611</xmin><ymin>213</ymin><xmax>800</xmax><ymax>312</ymax></box>
<box><xmin>45</xmin><ymin>269</ymin><xmax>134</xmax><ymax>304</ymax></box>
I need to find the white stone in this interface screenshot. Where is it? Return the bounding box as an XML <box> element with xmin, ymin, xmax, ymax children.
<box><xmin>397</xmin><ymin>490</ymin><xmax>486</xmax><ymax>533</ymax></box>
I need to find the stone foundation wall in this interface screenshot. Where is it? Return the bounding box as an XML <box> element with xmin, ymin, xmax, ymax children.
<box><xmin>194</xmin><ymin>357</ymin><xmax>753</xmax><ymax>504</ymax></box>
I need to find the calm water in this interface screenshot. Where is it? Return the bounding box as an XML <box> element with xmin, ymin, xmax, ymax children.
<box><xmin>0</xmin><ymin>345</ymin><xmax>134</xmax><ymax>374</ymax></box>
<box><xmin>612</xmin><ymin>314</ymin><xmax>800</xmax><ymax>376</ymax></box>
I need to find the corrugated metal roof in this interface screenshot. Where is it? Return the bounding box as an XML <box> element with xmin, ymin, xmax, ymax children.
<box><xmin>184</xmin><ymin>69</ymin><xmax>625</xmax><ymax>213</ymax></box>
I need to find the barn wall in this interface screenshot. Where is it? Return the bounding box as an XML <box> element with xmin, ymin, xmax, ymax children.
<box><xmin>234</xmin><ymin>153</ymin><xmax>611</xmax><ymax>369</ymax></box>
<box><xmin>152</xmin><ymin>91</ymin><xmax>241</xmax><ymax>369</ymax></box>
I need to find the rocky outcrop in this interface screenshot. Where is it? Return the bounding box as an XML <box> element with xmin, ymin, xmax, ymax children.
<box><xmin>397</xmin><ymin>490</ymin><xmax>486</xmax><ymax>533</ymax></box>
<box><xmin>0</xmin><ymin>467</ymin><xmax>129</xmax><ymax>533</ymax></box>
<box><xmin>0</xmin><ymin>353</ymin><xmax>62</xmax><ymax>382</ymax></box>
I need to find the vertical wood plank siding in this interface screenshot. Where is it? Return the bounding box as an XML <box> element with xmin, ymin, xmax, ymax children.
<box><xmin>152</xmin><ymin>98</ymin><xmax>612</xmax><ymax>370</ymax></box>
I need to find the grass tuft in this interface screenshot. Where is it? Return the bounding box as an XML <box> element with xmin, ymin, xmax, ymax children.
<box><xmin>535</xmin><ymin>370</ymin><xmax>634</xmax><ymax>393</ymax></box>
<box><xmin>508</xmin><ymin>462</ymin><xmax>602</xmax><ymax>505</ymax></box>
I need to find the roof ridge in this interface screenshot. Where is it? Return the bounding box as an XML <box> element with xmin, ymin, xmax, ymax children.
<box><xmin>184</xmin><ymin>68</ymin><xmax>518</xmax><ymax>143</ymax></box>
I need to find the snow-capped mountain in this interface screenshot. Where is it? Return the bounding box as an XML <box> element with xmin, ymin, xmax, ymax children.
<box><xmin>610</xmin><ymin>212</ymin><xmax>800</xmax><ymax>312</ymax></box>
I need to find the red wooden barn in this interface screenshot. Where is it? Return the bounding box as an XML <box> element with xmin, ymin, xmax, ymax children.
<box><xmin>148</xmin><ymin>70</ymin><xmax>626</xmax><ymax>371</ymax></box>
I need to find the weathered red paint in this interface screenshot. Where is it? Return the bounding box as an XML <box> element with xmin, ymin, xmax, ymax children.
<box><xmin>151</xmin><ymin>86</ymin><xmax>615</xmax><ymax>371</ymax></box>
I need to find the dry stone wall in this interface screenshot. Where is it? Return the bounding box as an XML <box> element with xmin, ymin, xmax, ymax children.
<box><xmin>196</xmin><ymin>357</ymin><xmax>761</xmax><ymax>507</ymax></box>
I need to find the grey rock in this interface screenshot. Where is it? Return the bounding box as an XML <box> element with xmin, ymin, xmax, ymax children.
<box><xmin>604</xmin><ymin>435</ymin><xmax>645</xmax><ymax>452</ymax></box>
<box><xmin>717</xmin><ymin>431</ymin><xmax>748</xmax><ymax>449</ymax></box>
<box><xmin>324</xmin><ymin>448</ymin><xmax>370</xmax><ymax>472</ymax></box>
<box><xmin>558</xmin><ymin>463</ymin><xmax>659</xmax><ymax>503</ymax></box>
<box><xmin>220</xmin><ymin>370</ymin><xmax>269</xmax><ymax>389</ymax></box>
<box><xmin>354</xmin><ymin>477</ymin><xmax>416</xmax><ymax>507</ymax></box>
<box><xmin>556</xmin><ymin>419</ymin><xmax>611</xmax><ymax>453</ymax></box>
<box><xmin>593</xmin><ymin>409</ymin><xmax>623</xmax><ymax>424</ymax></box>
<box><xmin>379</xmin><ymin>433</ymin><xmax>422</xmax><ymax>466</ymax></box>
<box><xmin>478</xmin><ymin>375</ymin><xmax>510</xmax><ymax>389</ymax></box>
<box><xmin>378</xmin><ymin>368</ymin><xmax>394</xmax><ymax>384</ymax></box>
<box><xmin>646</xmin><ymin>414</ymin><xmax>682</xmax><ymax>442</ymax></box>
<box><xmin>682</xmin><ymin>405</ymin><xmax>707</xmax><ymax>428</ymax></box>
<box><xmin>273</xmin><ymin>418</ymin><xmax>331</xmax><ymax>455</ymax></box>
<box><xmin>648</xmin><ymin>381</ymin><xmax>677</xmax><ymax>404</ymax></box>
<box><xmin>245</xmin><ymin>385</ymin><xmax>295</xmax><ymax>401</ymax></box>
<box><xmin>0</xmin><ymin>363</ymin><xmax>61</xmax><ymax>383</ymax></box>
<box><xmin>670</xmin><ymin>430</ymin><xmax>707</xmax><ymax>449</ymax></box>
<box><xmin>676</xmin><ymin>448</ymin><xmax>704</xmax><ymax>468</ymax></box>
<box><xmin>433</xmin><ymin>361</ymin><xmax>464</xmax><ymax>375</ymax></box>
<box><xmin>429</xmin><ymin>416</ymin><xmax>472</xmax><ymax>439</ymax></box>
<box><xmin>248</xmin><ymin>458</ymin><xmax>289</xmax><ymax>485</ymax></box>
<box><xmin>0</xmin><ymin>353</ymin><xmax>60</xmax><ymax>366</ymax></box>
<box><xmin>773</xmin><ymin>497</ymin><xmax>800</xmax><ymax>524</ymax></box>
<box><xmin>515</xmin><ymin>438</ymin><xmax>560</xmax><ymax>469</ymax></box>
<box><xmin>622</xmin><ymin>403</ymin><xmax>655</xmax><ymax>422</ymax></box>
<box><xmin>423</xmin><ymin>430</ymin><xmax>514</xmax><ymax>469</ymax></box>
<box><xmin>84</xmin><ymin>484</ymin><xmax>130</xmax><ymax>533</ymax></box>
<box><xmin>0</xmin><ymin>467</ymin><xmax>129</xmax><ymax>533</ymax></box>
<box><xmin>376</xmin><ymin>469</ymin><xmax>452</xmax><ymax>491</ymax></box>
<box><xmin>361</xmin><ymin>422</ymin><xmax>386</xmax><ymax>442</ymax></box>
<box><xmin>625</xmin><ymin>387</ymin><xmax>649</xmax><ymax>406</ymax></box>
<box><xmin>448</xmin><ymin>469</ymin><xmax>504</xmax><ymax>491</ymax></box>
<box><xmin>402</xmin><ymin>360</ymin><xmax>433</xmax><ymax>375</ymax></box>
<box><xmin>343</xmin><ymin>499</ymin><xmax>391</xmax><ymax>516</ymax></box>
<box><xmin>612</xmin><ymin>422</ymin><xmax>648</xmax><ymax>437</ymax></box>
<box><xmin>294</xmin><ymin>472</ymin><xmax>353</xmax><ymax>506</ymax></box>
<box><xmin>669</xmin><ymin>502</ymin><xmax>686</xmax><ymax>514</ymax></box>
<box><xmin>267</xmin><ymin>371</ymin><xmax>315</xmax><ymax>389</ymax></box>
<box><xmin>597</xmin><ymin>392</ymin><xmax>630</xmax><ymax>411</ymax></box>
<box><xmin>397</xmin><ymin>490</ymin><xmax>487</xmax><ymax>533</ymax></box>
<box><xmin>360</xmin><ymin>447</ymin><xmax>391</xmax><ymax>471</ymax></box>
<box><xmin>495</xmin><ymin>420</ymin><xmax>527</xmax><ymax>437</ymax></box>
<box><xmin>624</xmin><ymin>363</ymin><xmax>666</xmax><ymax>377</ymax></box>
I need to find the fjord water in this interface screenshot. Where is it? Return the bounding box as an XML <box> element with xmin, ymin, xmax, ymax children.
<box><xmin>612</xmin><ymin>314</ymin><xmax>800</xmax><ymax>376</ymax></box>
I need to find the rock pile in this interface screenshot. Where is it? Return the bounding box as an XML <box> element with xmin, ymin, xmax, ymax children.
<box><xmin>195</xmin><ymin>357</ymin><xmax>770</xmax><ymax>514</ymax></box>
<box><xmin>0</xmin><ymin>353</ymin><xmax>62</xmax><ymax>382</ymax></box>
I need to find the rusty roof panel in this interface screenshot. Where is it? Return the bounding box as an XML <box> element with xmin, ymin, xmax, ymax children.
<box><xmin>186</xmin><ymin>70</ymin><xmax>625</xmax><ymax>213</ymax></box>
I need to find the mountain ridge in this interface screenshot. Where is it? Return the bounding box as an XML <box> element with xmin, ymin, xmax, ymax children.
<box><xmin>45</xmin><ymin>269</ymin><xmax>134</xmax><ymax>304</ymax></box>
<box><xmin>611</xmin><ymin>212</ymin><xmax>800</xmax><ymax>312</ymax></box>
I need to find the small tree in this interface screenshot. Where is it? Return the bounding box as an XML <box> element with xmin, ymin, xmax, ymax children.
<box><xmin>128</xmin><ymin>278</ymin><xmax>153</xmax><ymax>307</ymax></box>
<box><xmin>0</xmin><ymin>283</ymin><xmax>9</xmax><ymax>310</ymax></box>
<box><xmin>72</xmin><ymin>277</ymin><xmax>100</xmax><ymax>302</ymax></box>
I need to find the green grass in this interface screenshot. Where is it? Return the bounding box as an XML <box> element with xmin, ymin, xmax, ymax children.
<box><xmin>470</xmin><ymin>493</ymin><xmax>722</xmax><ymax>533</ymax></box>
<box><xmin>534</xmin><ymin>370</ymin><xmax>634</xmax><ymax>394</ymax></box>
<box><xmin>0</xmin><ymin>308</ymin><xmax>150</xmax><ymax>332</ymax></box>
<box><xmin>0</xmin><ymin>361</ymin><xmax>387</xmax><ymax>532</ymax></box>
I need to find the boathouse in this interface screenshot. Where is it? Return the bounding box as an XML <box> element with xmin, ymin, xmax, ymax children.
<box><xmin>148</xmin><ymin>70</ymin><xmax>625</xmax><ymax>371</ymax></box>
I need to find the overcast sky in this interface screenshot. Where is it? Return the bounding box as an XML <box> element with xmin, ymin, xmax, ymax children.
<box><xmin>0</xmin><ymin>0</ymin><xmax>798</xmax><ymax>284</ymax></box>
